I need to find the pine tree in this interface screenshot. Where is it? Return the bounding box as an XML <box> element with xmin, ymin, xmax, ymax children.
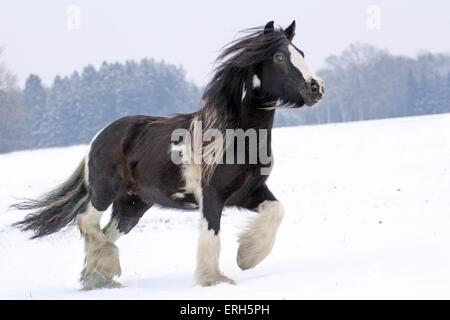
<box><xmin>24</xmin><ymin>74</ymin><xmax>47</xmax><ymax>146</ymax></box>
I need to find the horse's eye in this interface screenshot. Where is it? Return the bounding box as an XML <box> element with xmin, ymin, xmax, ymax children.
<box><xmin>274</xmin><ymin>53</ymin><xmax>285</xmax><ymax>63</ymax></box>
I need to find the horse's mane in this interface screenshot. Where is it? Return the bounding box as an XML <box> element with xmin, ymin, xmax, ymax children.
<box><xmin>193</xmin><ymin>25</ymin><xmax>287</xmax><ymax>182</ymax></box>
<box><xmin>200</xmin><ymin>26</ymin><xmax>287</xmax><ymax>129</ymax></box>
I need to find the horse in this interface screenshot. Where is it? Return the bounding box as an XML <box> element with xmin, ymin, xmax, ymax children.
<box><xmin>12</xmin><ymin>20</ymin><xmax>324</xmax><ymax>289</ymax></box>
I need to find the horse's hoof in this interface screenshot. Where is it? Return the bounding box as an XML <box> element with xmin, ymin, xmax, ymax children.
<box><xmin>237</xmin><ymin>200</ymin><xmax>284</xmax><ymax>270</ymax></box>
<box><xmin>237</xmin><ymin>231</ymin><xmax>275</xmax><ymax>270</ymax></box>
<box><xmin>196</xmin><ymin>273</ymin><xmax>236</xmax><ymax>287</ymax></box>
<box><xmin>80</xmin><ymin>270</ymin><xmax>122</xmax><ymax>290</ymax></box>
<box><xmin>89</xmin><ymin>243</ymin><xmax>122</xmax><ymax>278</ymax></box>
<box><xmin>236</xmin><ymin>249</ymin><xmax>259</xmax><ymax>270</ymax></box>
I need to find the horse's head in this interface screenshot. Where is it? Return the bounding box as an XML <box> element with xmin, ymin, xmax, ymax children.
<box><xmin>256</xmin><ymin>21</ymin><xmax>325</xmax><ymax>108</ymax></box>
<box><xmin>203</xmin><ymin>20</ymin><xmax>325</xmax><ymax>116</ymax></box>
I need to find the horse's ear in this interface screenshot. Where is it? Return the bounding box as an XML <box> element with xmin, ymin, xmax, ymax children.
<box><xmin>264</xmin><ymin>21</ymin><xmax>275</xmax><ymax>34</ymax></box>
<box><xmin>284</xmin><ymin>20</ymin><xmax>296</xmax><ymax>41</ymax></box>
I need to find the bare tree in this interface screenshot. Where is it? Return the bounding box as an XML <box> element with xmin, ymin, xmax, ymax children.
<box><xmin>0</xmin><ymin>47</ymin><xmax>17</xmax><ymax>90</ymax></box>
<box><xmin>0</xmin><ymin>47</ymin><xmax>26</xmax><ymax>152</ymax></box>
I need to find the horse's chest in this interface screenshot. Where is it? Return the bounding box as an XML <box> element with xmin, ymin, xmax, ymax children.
<box><xmin>172</xmin><ymin>164</ymin><xmax>264</xmax><ymax>208</ymax></box>
<box><xmin>214</xmin><ymin>164</ymin><xmax>268</xmax><ymax>197</ymax></box>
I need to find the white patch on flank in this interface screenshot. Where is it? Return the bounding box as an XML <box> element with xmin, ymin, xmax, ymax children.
<box><xmin>194</xmin><ymin>218</ymin><xmax>235</xmax><ymax>286</ymax></box>
<box><xmin>237</xmin><ymin>200</ymin><xmax>284</xmax><ymax>270</ymax></box>
<box><xmin>288</xmin><ymin>44</ymin><xmax>315</xmax><ymax>82</ymax></box>
<box><xmin>77</xmin><ymin>202</ymin><xmax>121</xmax><ymax>278</ymax></box>
<box><xmin>241</xmin><ymin>83</ymin><xmax>247</xmax><ymax>102</ymax></box>
<box><xmin>252</xmin><ymin>74</ymin><xmax>261</xmax><ymax>88</ymax></box>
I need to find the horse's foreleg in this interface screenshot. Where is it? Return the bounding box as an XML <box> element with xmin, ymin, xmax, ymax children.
<box><xmin>236</xmin><ymin>184</ymin><xmax>284</xmax><ymax>270</ymax></box>
<box><xmin>194</xmin><ymin>186</ymin><xmax>235</xmax><ymax>286</ymax></box>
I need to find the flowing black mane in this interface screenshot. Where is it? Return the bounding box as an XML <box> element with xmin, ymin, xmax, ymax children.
<box><xmin>200</xmin><ymin>26</ymin><xmax>288</xmax><ymax>127</ymax></box>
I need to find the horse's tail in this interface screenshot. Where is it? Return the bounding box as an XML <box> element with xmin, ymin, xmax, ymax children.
<box><xmin>11</xmin><ymin>158</ymin><xmax>90</xmax><ymax>239</ymax></box>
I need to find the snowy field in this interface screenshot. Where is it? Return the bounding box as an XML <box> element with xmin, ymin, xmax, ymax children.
<box><xmin>1</xmin><ymin>113</ymin><xmax>450</xmax><ymax>299</ymax></box>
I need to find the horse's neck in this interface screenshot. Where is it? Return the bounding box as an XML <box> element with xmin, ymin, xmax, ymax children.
<box><xmin>237</xmin><ymin>98</ymin><xmax>275</xmax><ymax>131</ymax></box>
<box><xmin>199</xmin><ymin>86</ymin><xmax>275</xmax><ymax>132</ymax></box>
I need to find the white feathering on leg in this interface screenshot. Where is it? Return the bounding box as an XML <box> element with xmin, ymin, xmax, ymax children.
<box><xmin>237</xmin><ymin>200</ymin><xmax>284</xmax><ymax>270</ymax></box>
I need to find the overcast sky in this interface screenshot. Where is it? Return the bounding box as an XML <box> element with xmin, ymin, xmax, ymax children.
<box><xmin>1</xmin><ymin>0</ymin><xmax>449</xmax><ymax>87</ymax></box>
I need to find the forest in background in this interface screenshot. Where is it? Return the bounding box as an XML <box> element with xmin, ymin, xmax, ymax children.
<box><xmin>1</xmin><ymin>44</ymin><xmax>449</xmax><ymax>153</ymax></box>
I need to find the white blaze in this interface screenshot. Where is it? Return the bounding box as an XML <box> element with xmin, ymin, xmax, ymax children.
<box><xmin>288</xmin><ymin>44</ymin><xmax>315</xmax><ymax>82</ymax></box>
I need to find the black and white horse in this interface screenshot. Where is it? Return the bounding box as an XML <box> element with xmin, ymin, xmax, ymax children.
<box><xmin>13</xmin><ymin>21</ymin><xmax>324</xmax><ymax>289</ymax></box>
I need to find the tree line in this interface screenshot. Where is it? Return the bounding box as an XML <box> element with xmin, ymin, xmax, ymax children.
<box><xmin>0</xmin><ymin>43</ymin><xmax>449</xmax><ymax>153</ymax></box>
<box><xmin>19</xmin><ymin>59</ymin><xmax>201</xmax><ymax>152</ymax></box>
<box><xmin>276</xmin><ymin>43</ymin><xmax>450</xmax><ymax>126</ymax></box>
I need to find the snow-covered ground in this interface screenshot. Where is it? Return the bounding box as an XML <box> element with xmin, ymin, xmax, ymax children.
<box><xmin>1</xmin><ymin>113</ymin><xmax>450</xmax><ymax>299</ymax></box>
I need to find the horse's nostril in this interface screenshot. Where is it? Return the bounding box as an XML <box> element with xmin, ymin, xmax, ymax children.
<box><xmin>310</xmin><ymin>80</ymin><xmax>319</xmax><ymax>93</ymax></box>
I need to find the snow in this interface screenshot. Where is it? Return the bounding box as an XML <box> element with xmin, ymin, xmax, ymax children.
<box><xmin>1</xmin><ymin>113</ymin><xmax>450</xmax><ymax>299</ymax></box>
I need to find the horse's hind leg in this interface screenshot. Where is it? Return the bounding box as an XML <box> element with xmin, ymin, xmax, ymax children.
<box><xmin>103</xmin><ymin>194</ymin><xmax>153</xmax><ymax>243</ymax></box>
<box><xmin>79</xmin><ymin>191</ymin><xmax>152</xmax><ymax>290</ymax></box>
<box><xmin>77</xmin><ymin>184</ymin><xmax>121</xmax><ymax>290</ymax></box>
